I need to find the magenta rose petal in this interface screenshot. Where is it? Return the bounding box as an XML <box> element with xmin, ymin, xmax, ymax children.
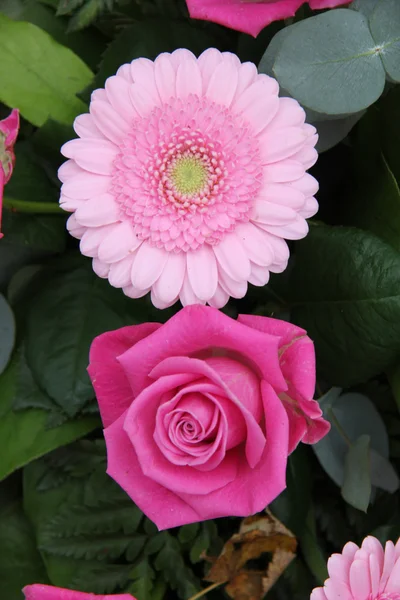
<box><xmin>179</xmin><ymin>381</ymin><xmax>288</xmax><ymax>518</ymax></box>
<box><xmin>123</xmin><ymin>374</ymin><xmax>238</xmax><ymax>494</ymax></box>
<box><xmin>23</xmin><ymin>584</ymin><xmax>135</xmax><ymax>600</ymax></box>
<box><xmin>118</xmin><ymin>305</ymin><xmax>286</xmax><ymax>398</ymax></box>
<box><xmin>150</xmin><ymin>356</ymin><xmax>266</xmax><ymax>469</ymax></box>
<box><xmin>105</xmin><ymin>415</ymin><xmax>201</xmax><ymax>529</ymax></box>
<box><xmin>88</xmin><ymin>323</ymin><xmax>161</xmax><ymax>427</ymax></box>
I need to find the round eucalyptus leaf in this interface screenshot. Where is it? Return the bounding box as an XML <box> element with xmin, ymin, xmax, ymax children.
<box><xmin>0</xmin><ymin>294</ymin><xmax>15</xmax><ymax>376</ymax></box>
<box><xmin>273</xmin><ymin>9</ymin><xmax>386</xmax><ymax>115</ymax></box>
<box><xmin>369</xmin><ymin>0</ymin><xmax>400</xmax><ymax>82</ymax></box>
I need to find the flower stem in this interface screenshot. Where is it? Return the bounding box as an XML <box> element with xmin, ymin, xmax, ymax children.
<box><xmin>3</xmin><ymin>197</ymin><xmax>64</xmax><ymax>215</ymax></box>
<box><xmin>187</xmin><ymin>581</ymin><xmax>223</xmax><ymax>600</ymax></box>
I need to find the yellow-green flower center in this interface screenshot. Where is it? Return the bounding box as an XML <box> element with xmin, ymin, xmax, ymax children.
<box><xmin>171</xmin><ymin>156</ymin><xmax>207</xmax><ymax>196</ymax></box>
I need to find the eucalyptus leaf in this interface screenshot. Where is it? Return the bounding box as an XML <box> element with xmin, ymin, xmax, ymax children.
<box><xmin>273</xmin><ymin>9</ymin><xmax>385</xmax><ymax>115</ymax></box>
<box><xmin>341</xmin><ymin>435</ymin><xmax>372</xmax><ymax>512</ymax></box>
<box><xmin>0</xmin><ymin>294</ymin><xmax>15</xmax><ymax>376</ymax></box>
<box><xmin>0</xmin><ymin>13</ymin><xmax>93</xmax><ymax>125</ymax></box>
<box><xmin>369</xmin><ymin>0</ymin><xmax>400</xmax><ymax>82</ymax></box>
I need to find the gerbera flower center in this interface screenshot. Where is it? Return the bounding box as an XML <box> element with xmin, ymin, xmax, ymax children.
<box><xmin>170</xmin><ymin>155</ymin><xmax>207</xmax><ymax>197</ymax></box>
<box><xmin>111</xmin><ymin>95</ymin><xmax>263</xmax><ymax>253</ymax></box>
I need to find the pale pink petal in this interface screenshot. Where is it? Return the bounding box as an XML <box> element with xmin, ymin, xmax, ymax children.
<box><xmin>324</xmin><ymin>579</ymin><xmax>352</xmax><ymax>600</ymax></box>
<box><xmin>261</xmin><ymin>128</ymin><xmax>309</xmax><ymax>163</ymax></box>
<box><xmin>176</xmin><ymin>55</ymin><xmax>202</xmax><ymax>97</ymax></box>
<box><xmin>214</xmin><ymin>233</ymin><xmax>251</xmax><ymax>282</ymax></box>
<box><xmin>131</xmin><ymin>242</ymin><xmax>169</xmax><ymax>289</ymax></box>
<box><xmin>75</xmin><ymin>193</ymin><xmax>120</xmax><ymax>227</ymax></box>
<box><xmin>219</xmin><ymin>268</ymin><xmax>248</xmax><ymax>299</ymax></box>
<box><xmin>116</xmin><ymin>63</ymin><xmax>132</xmax><ymax>81</ymax></box>
<box><xmin>123</xmin><ymin>285</ymin><xmax>150</xmax><ymax>299</ymax></box>
<box><xmin>252</xmin><ymin>201</ymin><xmax>298</xmax><ymax>226</ymax></box>
<box><xmin>380</xmin><ymin>542</ymin><xmax>396</xmax><ymax>592</ymax></box>
<box><xmin>105</xmin><ymin>75</ymin><xmax>139</xmax><ymax>122</ymax></box>
<box><xmin>66</xmin><ymin>214</ymin><xmax>85</xmax><ymax>239</ymax></box>
<box><xmin>58</xmin><ymin>159</ymin><xmax>82</xmax><ymax>183</ymax></box>
<box><xmin>109</xmin><ymin>255</ymin><xmax>135</xmax><ymax>288</ymax></box>
<box><xmin>311</xmin><ymin>589</ymin><xmax>328</xmax><ymax>600</ymax></box>
<box><xmin>257</xmin><ymin>215</ymin><xmax>309</xmax><ymax>240</ymax></box>
<box><xmin>154</xmin><ymin>53</ymin><xmax>176</xmax><ymax>103</ymax></box>
<box><xmin>80</xmin><ymin>224</ymin><xmax>116</xmax><ymax>257</ymax></box>
<box><xmin>180</xmin><ymin>274</ymin><xmax>204</xmax><ymax>306</ymax></box>
<box><xmin>299</xmin><ymin>196</ymin><xmax>319</xmax><ymax>218</ymax></box>
<box><xmin>98</xmin><ymin>222</ymin><xmax>140</xmax><ymax>263</ymax></box>
<box><xmin>258</xmin><ymin>181</ymin><xmax>306</xmax><ymax>210</ymax></box>
<box><xmin>73</xmin><ymin>113</ymin><xmax>105</xmax><ymax>139</ymax></box>
<box><xmin>198</xmin><ymin>48</ymin><xmax>223</xmax><ymax>91</ymax></box>
<box><xmin>92</xmin><ymin>257</ymin><xmax>110</xmax><ymax>279</ymax></box>
<box><xmin>263</xmin><ymin>160</ymin><xmax>306</xmax><ymax>183</ymax></box>
<box><xmin>59</xmin><ymin>194</ymin><xmax>83</xmax><ymax>212</ymax></box>
<box><xmin>385</xmin><ymin>556</ymin><xmax>400</xmax><ymax>592</ymax></box>
<box><xmin>187</xmin><ymin>245</ymin><xmax>218</xmax><ymax>301</ymax></box>
<box><xmin>235</xmin><ymin>62</ymin><xmax>258</xmax><ymax>100</ymax></box>
<box><xmin>206</xmin><ymin>58</ymin><xmax>239</xmax><ymax>107</ymax></box>
<box><xmin>150</xmin><ymin>289</ymin><xmax>178</xmax><ymax>310</ymax></box>
<box><xmin>266</xmin><ymin>97</ymin><xmax>306</xmax><ymax>131</ymax></box>
<box><xmin>153</xmin><ymin>251</ymin><xmax>186</xmax><ymax>304</ymax></box>
<box><xmin>208</xmin><ymin>285</ymin><xmax>229</xmax><ymax>309</ymax></box>
<box><xmin>289</xmin><ymin>173</ymin><xmax>319</xmax><ymax>197</ymax></box>
<box><xmin>349</xmin><ymin>560</ymin><xmax>371</xmax><ymax>600</ymax></box>
<box><xmin>248</xmin><ymin>263</ymin><xmax>270</xmax><ymax>287</ymax></box>
<box><xmin>130</xmin><ymin>58</ymin><xmax>160</xmax><ymax>105</ymax></box>
<box><xmin>90</xmin><ymin>100</ymin><xmax>129</xmax><ymax>144</ymax></box>
<box><xmin>62</xmin><ymin>171</ymin><xmax>109</xmax><ymax>199</ymax></box>
<box><xmin>235</xmin><ymin>222</ymin><xmax>274</xmax><ymax>267</ymax></box>
<box><xmin>234</xmin><ymin>78</ymin><xmax>279</xmax><ymax>135</ymax></box>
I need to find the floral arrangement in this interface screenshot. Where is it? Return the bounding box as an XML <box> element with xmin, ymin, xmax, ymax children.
<box><xmin>1</xmin><ymin>1</ymin><xmax>400</xmax><ymax>600</ymax></box>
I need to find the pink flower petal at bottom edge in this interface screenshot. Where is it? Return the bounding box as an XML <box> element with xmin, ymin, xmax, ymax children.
<box><xmin>88</xmin><ymin>322</ymin><xmax>161</xmax><ymax>427</ymax></box>
<box><xmin>23</xmin><ymin>584</ymin><xmax>135</xmax><ymax>599</ymax></box>
<box><xmin>185</xmin><ymin>0</ymin><xmax>305</xmax><ymax>37</ymax></box>
<box><xmin>105</xmin><ymin>413</ymin><xmax>201</xmax><ymax>530</ymax></box>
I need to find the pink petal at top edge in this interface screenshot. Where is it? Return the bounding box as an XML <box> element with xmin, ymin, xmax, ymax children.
<box><xmin>88</xmin><ymin>322</ymin><xmax>161</xmax><ymax>427</ymax></box>
<box><xmin>23</xmin><ymin>584</ymin><xmax>136</xmax><ymax>599</ymax></box>
<box><xmin>185</xmin><ymin>0</ymin><xmax>305</xmax><ymax>37</ymax></box>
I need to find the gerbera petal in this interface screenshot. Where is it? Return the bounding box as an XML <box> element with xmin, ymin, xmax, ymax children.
<box><xmin>214</xmin><ymin>233</ymin><xmax>251</xmax><ymax>282</ymax></box>
<box><xmin>62</xmin><ymin>172</ymin><xmax>109</xmax><ymax>200</ymax></box>
<box><xmin>248</xmin><ymin>262</ymin><xmax>270</xmax><ymax>287</ymax></box>
<box><xmin>234</xmin><ymin>78</ymin><xmax>279</xmax><ymax>134</ymax></box>
<box><xmin>90</xmin><ymin>100</ymin><xmax>129</xmax><ymax>144</ymax></box>
<box><xmin>198</xmin><ymin>48</ymin><xmax>223</xmax><ymax>90</ymax></box>
<box><xmin>208</xmin><ymin>285</ymin><xmax>229</xmax><ymax>309</ymax></box>
<box><xmin>187</xmin><ymin>244</ymin><xmax>218</xmax><ymax>301</ymax></box>
<box><xmin>153</xmin><ymin>251</ymin><xmax>186</xmax><ymax>304</ymax></box>
<box><xmin>92</xmin><ymin>257</ymin><xmax>110</xmax><ymax>279</ymax></box>
<box><xmin>180</xmin><ymin>274</ymin><xmax>205</xmax><ymax>306</ymax></box>
<box><xmin>235</xmin><ymin>222</ymin><xmax>274</xmax><ymax>266</ymax></box>
<box><xmin>75</xmin><ymin>193</ymin><xmax>120</xmax><ymax>227</ymax></box>
<box><xmin>155</xmin><ymin>53</ymin><xmax>176</xmax><ymax>103</ymax></box>
<box><xmin>206</xmin><ymin>58</ymin><xmax>239</xmax><ymax>107</ymax></box>
<box><xmin>61</xmin><ymin>139</ymin><xmax>118</xmax><ymax>175</ymax></box>
<box><xmin>131</xmin><ymin>242</ymin><xmax>169</xmax><ymax>289</ymax></box>
<box><xmin>105</xmin><ymin>75</ymin><xmax>139</xmax><ymax>121</ymax></box>
<box><xmin>109</xmin><ymin>254</ymin><xmax>135</xmax><ymax>288</ymax></box>
<box><xmin>176</xmin><ymin>56</ymin><xmax>202</xmax><ymax>97</ymax></box>
<box><xmin>260</xmin><ymin>127</ymin><xmax>309</xmax><ymax>163</ymax></box>
<box><xmin>73</xmin><ymin>113</ymin><xmax>104</xmax><ymax>139</ymax></box>
<box><xmin>98</xmin><ymin>222</ymin><xmax>140</xmax><ymax>263</ymax></box>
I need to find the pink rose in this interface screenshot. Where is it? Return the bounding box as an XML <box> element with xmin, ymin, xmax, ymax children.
<box><xmin>88</xmin><ymin>306</ymin><xmax>329</xmax><ymax>530</ymax></box>
<box><xmin>185</xmin><ymin>0</ymin><xmax>349</xmax><ymax>37</ymax></box>
<box><xmin>0</xmin><ymin>108</ymin><xmax>19</xmax><ymax>239</ymax></box>
<box><xmin>23</xmin><ymin>584</ymin><xmax>135</xmax><ymax>600</ymax></box>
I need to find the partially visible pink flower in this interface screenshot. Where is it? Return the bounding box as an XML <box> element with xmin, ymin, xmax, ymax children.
<box><xmin>0</xmin><ymin>108</ymin><xmax>19</xmax><ymax>239</ymax></box>
<box><xmin>185</xmin><ymin>1</ymin><xmax>350</xmax><ymax>37</ymax></box>
<box><xmin>23</xmin><ymin>584</ymin><xmax>136</xmax><ymax>600</ymax></box>
<box><xmin>59</xmin><ymin>48</ymin><xmax>319</xmax><ymax>309</ymax></box>
<box><xmin>88</xmin><ymin>305</ymin><xmax>329</xmax><ymax>530</ymax></box>
<box><xmin>311</xmin><ymin>536</ymin><xmax>400</xmax><ymax>600</ymax></box>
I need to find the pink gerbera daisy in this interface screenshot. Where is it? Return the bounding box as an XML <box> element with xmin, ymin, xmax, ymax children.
<box><xmin>59</xmin><ymin>48</ymin><xmax>318</xmax><ymax>309</ymax></box>
<box><xmin>311</xmin><ymin>536</ymin><xmax>400</xmax><ymax>600</ymax></box>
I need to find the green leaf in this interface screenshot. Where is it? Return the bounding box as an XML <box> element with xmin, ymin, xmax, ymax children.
<box><xmin>315</xmin><ymin>112</ymin><xmax>365</xmax><ymax>153</ymax></box>
<box><xmin>282</xmin><ymin>224</ymin><xmax>400</xmax><ymax>385</ymax></box>
<box><xmin>71</xmin><ymin>563</ymin><xmax>133</xmax><ymax>594</ymax></box>
<box><xmin>127</xmin><ymin>559</ymin><xmax>158</xmax><ymax>600</ymax></box>
<box><xmin>0</xmin><ymin>355</ymin><xmax>99</xmax><ymax>481</ymax></box>
<box><xmin>0</xmin><ymin>13</ymin><xmax>93</xmax><ymax>125</ymax></box>
<box><xmin>91</xmin><ymin>19</ymin><xmax>222</xmax><ymax>92</ymax></box>
<box><xmin>25</xmin><ymin>265</ymin><xmax>138</xmax><ymax>416</ymax></box>
<box><xmin>273</xmin><ymin>9</ymin><xmax>385</xmax><ymax>115</ymax></box>
<box><xmin>0</xmin><ymin>294</ymin><xmax>15</xmax><ymax>375</ymax></box>
<box><xmin>178</xmin><ymin>523</ymin><xmax>200</xmax><ymax>545</ymax></box>
<box><xmin>0</xmin><ymin>501</ymin><xmax>49</xmax><ymax>600</ymax></box>
<box><xmin>368</xmin><ymin>0</ymin><xmax>400</xmax><ymax>82</ymax></box>
<box><xmin>154</xmin><ymin>534</ymin><xmax>199</xmax><ymax>599</ymax></box>
<box><xmin>341</xmin><ymin>434</ymin><xmax>372</xmax><ymax>512</ymax></box>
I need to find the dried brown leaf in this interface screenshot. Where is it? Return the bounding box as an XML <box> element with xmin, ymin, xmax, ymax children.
<box><xmin>204</xmin><ymin>511</ymin><xmax>297</xmax><ymax>600</ymax></box>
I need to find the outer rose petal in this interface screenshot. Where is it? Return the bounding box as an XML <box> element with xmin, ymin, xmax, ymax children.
<box><xmin>0</xmin><ymin>167</ymin><xmax>4</xmax><ymax>240</ymax></box>
<box><xmin>186</xmin><ymin>0</ymin><xmax>349</xmax><ymax>36</ymax></box>
<box><xmin>118</xmin><ymin>305</ymin><xmax>287</xmax><ymax>399</ymax></box>
<box><xmin>105</xmin><ymin>413</ymin><xmax>201</xmax><ymax>530</ymax></box>
<box><xmin>238</xmin><ymin>314</ymin><xmax>329</xmax><ymax>451</ymax></box>
<box><xmin>185</xmin><ymin>0</ymin><xmax>304</xmax><ymax>37</ymax></box>
<box><xmin>23</xmin><ymin>584</ymin><xmax>135</xmax><ymax>600</ymax></box>
<box><xmin>88</xmin><ymin>323</ymin><xmax>161</xmax><ymax>427</ymax></box>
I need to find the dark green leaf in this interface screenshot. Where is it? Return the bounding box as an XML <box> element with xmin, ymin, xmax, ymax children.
<box><xmin>283</xmin><ymin>224</ymin><xmax>400</xmax><ymax>385</ymax></box>
<box><xmin>25</xmin><ymin>265</ymin><xmax>137</xmax><ymax>416</ymax></box>
<box><xmin>0</xmin><ymin>501</ymin><xmax>49</xmax><ymax>600</ymax></box>
<box><xmin>0</xmin><ymin>355</ymin><xmax>98</xmax><ymax>481</ymax></box>
<box><xmin>341</xmin><ymin>434</ymin><xmax>372</xmax><ymax>512</ymax></box>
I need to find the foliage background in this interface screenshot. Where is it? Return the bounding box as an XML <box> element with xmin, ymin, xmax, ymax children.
<box><xmin>1</xmin><ymin>0</ymin><xmax>400</xmax><ymax>598</ymax></box>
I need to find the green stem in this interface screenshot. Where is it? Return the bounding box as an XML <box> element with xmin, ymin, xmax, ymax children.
<box><xmin>300</xmin><ymin>506</ymin><xmax>328</xmax><ymax>585</ymax></box>
<box><xmin>3</xmin><ymin>197</ymin><xmax>64</xmax><ymax>215</ymax></box>
<box><xmin>328</xmin><ymin>407</ymin><xmax>352</xmax><ymax>447</ymax></box>
<box><xmin>187</xmin><ymin>582</ymin><xmax>223</xmax><ymax>600</ymax></box>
